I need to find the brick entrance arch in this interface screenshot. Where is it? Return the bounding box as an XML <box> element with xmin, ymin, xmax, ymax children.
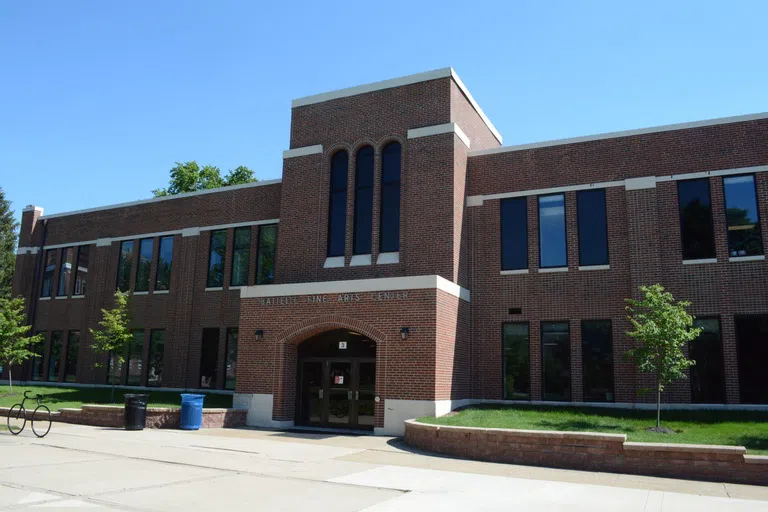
<box><xmin>279</xmin><ymin>315</ymin><xmax>389</xmax><ymax>346</ymax></box>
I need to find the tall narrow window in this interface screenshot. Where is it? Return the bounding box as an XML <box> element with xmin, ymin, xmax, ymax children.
<box><xmin>503</xmin><ymin>323</ymin><xmax>530</xmax><ymax>399</ymax></box>
<box><xmin>200</xmin><ymin>328</ymin><xmax>219</xmax><ymax>389</ymax></box>
<box><xmin>256</xmin><ymin>225</ymin><xmax>277</xmax><ymax>285</ymax></box>
<box><xmin>678</xmin><ymin>179</ymin><xmax>715</xmax><ymax>260</ymax></box>
<box><xmin>155</xmin><ymin>236</ymin><xmax>174</xmax><ymax>291</ymax></box>
<box><xmin>724</xmin><ymin>175</ymin><xmax>763</xmax><ymax>257</ymax></box>
<box><xmin>354</xmin><ymin>146</ymin><xmax>374</xmax><ymax>255</ymax></box>
<box><xmin>225</xmin><ymin>328</ymin><xmax>238</xmax><ymax>390</ymax></box>
<box><xmin>127</xmin><ymin>330</ymin><xmax>145</xmax><ymax>386</ymax></box>
<box><xmin>135</xmin><ymin>238</ymin><xmax>153</xmax><ymax>292</ymax></box>
<box><xmin>147</xmin><ymin>330</ymin><xmax>165</xmax><ymax>387</ymax></box>
<box><xmin>116</xmin><ymin>241</ymin><xmax>134</xmax><ymax>292</ymax></box>
<box><xmin>577</xmin><ymin>189</ymin><xmax>609</xmax><ymax>266</ymax></box>
<box><xmin>539</xmin><ymin>194</ymin><xmax>567</xmax><ymax>268</ymax></box>
<box><xmin>690</xmin><ymin>318</ymin><xmax>725</xmax><ymax>403</ymax></box>
<box><xmin>327</xmin><ymin>150</ymin><xmax>348</xmax><ymax>257</ymax></box>
<box><xmin>41</xmin><ymin>250</ymin><xmax>56</xmax><ymax>297</ymax></box>
<box><xmin>207</xmin><ymin>230</ymin><xmax>227</xmax><ymax>288</ymax></box>
<box><xmin>74</xmin><ymin>246</ymin><xmax>89</xmax><ymax>295</ymax></box>
<box><xmin>735</xmin><ymin>316</ymin><xmax>768</xmax><ymax>404</ymax></box>
<box><xmin>57</xmin><ymin>247</ymin><xmax>74</xmax><ymax>296</ymax></box>
<box><xmin>107</xmin><ymin>352</ymin><xmax>122</xmax><ymax>385</ymax></box>
<box><xmin>31</xmin><ymin>332</ymin><xmax>45</xmax><ymax>381</ymax></box>
<box><xmin>582</xmin><ymin>320</ymin><xmax>613</xmax><ymax>402</ymax></box>
<box><xmin>542</xmin><ymin>322</ymin><xmax>570</xmax><ymax>401</ymax></box>
<box><xmin>500</xmin><ymin>198</ymin><xmax>528</xmax><ymax>270</ymax></box>
<box><xmin>230</xmin><ymin>227</ymin><xmax>251</xmax><ymax>286</ymax></box>
<box><xmin>48</xmin><ymin>331</ymin><xmax>63</xmax><ymax>381</ymax></box>
<box><xmin>64</xmin><ymin>331</ymin><xmax>79</xmax><ymax>382</ymax></box>
<box><xmin>380</xmin><ymin>142</ymin><xmax>401</xmax><ymax>253</ymax></box>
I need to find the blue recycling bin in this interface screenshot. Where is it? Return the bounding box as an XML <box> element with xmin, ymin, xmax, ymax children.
<box><xmin>179</xmin><ymin>393</ymin><xmax>205</xmax><ymax>430</ymax></box>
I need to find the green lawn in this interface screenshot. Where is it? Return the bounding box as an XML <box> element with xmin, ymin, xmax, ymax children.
<box><xmin>0</xmin><ymin>385</ymin><xmax>232</xmax><ymax>411</ymax></box>
<box><xmin>420</xmin><ymin>405</ymin><xmax>768</xmax><ymax>455</ymax></box>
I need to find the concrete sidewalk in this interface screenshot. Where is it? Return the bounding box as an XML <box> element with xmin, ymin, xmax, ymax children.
<box><xmin>0</xmin><ymin>424</ymin><xmax>766</xmax><ymax>510</ymax></box>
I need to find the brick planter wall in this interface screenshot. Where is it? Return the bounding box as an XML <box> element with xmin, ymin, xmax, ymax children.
<box><xmin>405</xmin><ymin>420</ymin><xmax>768</xmax><ymax>486</ymax></box>
<box><xmin>0</xmin><ymin>406</ymin><xmax>246</xmax><ymax>429</ymax></box>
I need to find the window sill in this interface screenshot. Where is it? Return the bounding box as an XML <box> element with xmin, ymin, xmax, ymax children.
<box><xmin>55</xmin><ymin>296</ymin><xmax>68</xmax><ymax>300</ymax></box>
<box><xmin>538</xmin><ymin>267</ymin><xmax>568</xmax><ymax>273</ymax></box>
<box><xmin>205</xmin><ymin>287</ymin><xmax>224</xmax><ymax>291</ymax></box>
<box><xmin>154</xmin><ymin>290</ymin><xmax>170</xmax><ymax>294</ymax></box>
<box><xmin>133</xmin><ymin>291</ymin><xmax>149</xmax><ymax>295</ymax></box>
<box><xmin>350</xmin><ymin>254</ymin><xmax>372</xmax><ymax>267</ymax></box>
<box><xmin>682</xmin><ymin>258</ymin><xmax>718</xmax><ymax>265</ymax></box>
<box><xmin>324</xmin><ymin>256</ymin><xmax>345</xmax><ymax>268</ymax></box>
<box><xmin>500</xmin><ymin>269</ymin><xmax>528</xmax><ymax>275</ymax></box>
<box><xmin>377</xmin><ymin>252</ymin><xmax>400</xmax><ymax>265</ymax></box>
<box><xmin>229</xmin><ymin>285</ymin><xmax>245</xmax><ymax>290</ymax></box>
<box><xmin>71</xmin><ymin>295</ymin><xmax>85</xmax><ymax>299</ymax></box>
<box><xmin>39</xmin><ymin>297</ymin><xmax>51</xmax><ymax>301</ymax></box>
<box><xmin>579</xmin><ymin>264</ymin><xmax>610</xmax><ymax>271</ymax></box>
<box><xmin>729</xmin><ymin>255</ymin><xmax>765</xmax><ymax>262</ymax></box>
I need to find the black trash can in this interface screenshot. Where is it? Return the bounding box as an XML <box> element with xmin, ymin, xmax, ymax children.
<box><xmin>124</xmin><ymin>394</ymin><xmax>149</xmax><ymax>430</ymax></box>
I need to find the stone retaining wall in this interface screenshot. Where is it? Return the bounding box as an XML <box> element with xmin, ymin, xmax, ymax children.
<box><xmin>0</xmin><ymin>405</ymin><xmax>247</xmax><ymax>429</ymax></box>
<box><xmin>405</xmin><ymin>420</ymin><xmax>768</xmax><ymax>486</ymax></box>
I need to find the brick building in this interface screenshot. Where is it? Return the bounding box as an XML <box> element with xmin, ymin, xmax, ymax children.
<box><xmin>11</xmin><ymin>68</ymin><xmax>768</xmax><ymax>435</ymax></box>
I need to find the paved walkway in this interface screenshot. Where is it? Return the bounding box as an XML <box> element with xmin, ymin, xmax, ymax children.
<box><xmin>1</xmin><ymin>424</ymin><xmax>767</xmax><ymax>510</ymax></box>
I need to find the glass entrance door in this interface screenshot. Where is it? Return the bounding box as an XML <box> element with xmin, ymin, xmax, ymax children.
<box><xmin>328</xmin><ymin>361</ymin><xmax>352</xmax><ymax>426</ymax></box>
<box><xmin>298</xmin><ymin>361</ymin><xmax>324</xmax><ymax>426</ymax></box>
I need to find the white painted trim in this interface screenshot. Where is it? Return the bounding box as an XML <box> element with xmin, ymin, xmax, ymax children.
<box><xmin>182</xmin><ymin>227</ymin><xmax>200</xmax><ymax>237</ymax></box>
<box><xmin>538</xmin><ymin>267</ymin><xmax>568</xmax><ymax>273</ymax></box>
<box><xmin>71</xmin><ymin>295</ymin><xmax>85</xmax><ymax>299</ymax></box>
<box><xmin>579</xmin><ymin>264</ymin><xmax>610</xmax><ymax>271</ymax></box>
<box><xmin>468</xmin><ymin>112</ymin><xmax>768</xmax><ymax>157</ymax></box>
<box><xmin>282</xmin><ymin>145</ymin><xmax>323</xmax><ymax>159</ymax></box>
<box><xmin>39</xmin><ymin>179</ymin><xmax>282</xmax><ymax>220</ymax></box>
<box><xmin>241</xmin><ymin>274</ymin><xmax>470</xmax><ymax>303</ymax></box>
<box><xmin>96</xmin><ymin>238</ymin><xmax>112</xmax><ymax>247</ymax></box>
<box><xmin>22</xmin><ymin>205</ymin><xmax>44</xmax><ymax>213</ymax></box>
<box><xmin>656</xmin><ymin>164</ymin><xmax>768</xmax><ymax>183</ymax></box>
<box><xmin>625</xmin><ymin>176</ymin><xmax>656</xmax><ymax>190</ymax></box>
<box><xmin>205</xmin><ymin>287</ymin><xmax>224</xmax><ymax>291</ymax></box>
<box><xmin>729</xmin><ymin>255</ymin><xmax>765</xmax><ymax>262</ymax></box>
<box><xmin>376</xmin><ymin>252</ymin><xmax>400</xmax><ymax>265</ymax></box>
<box><xmin>500</xmin><ymin>269</ymin><xmax>529</xmax><ymax>275</ymax></box>
<box><xmin>199</xmin><ymin>219</ymin><xmax>279</xmax><ymax>233</ymax></box>
<box><xmin>480</xmin><ymin>180</ymin><xmax>624</xmax><ymax>203</ymax></box>
<box><xmin>133</xmin><ymin>291</ymin><xmax>149</xmax><ymax>295</ymax></box>
<box><xmin>15</xmin><ymin>246</ymin><xmax>39</xmax><ymax>255</ymax></box>
<box><xmin>39</xmin><ymin>297</ymin><xmax>51</xmax><ymax>301</ymax></box>
<box><xmin>349</xmin><ymin>254</ymin><xmax>372</xmax><ymax>267</ymax></box>
<box><xmin>153</xmin><ymin>290</ymin><xmax>170</xmax><ymax>294</ymax></box>
<box><xmin>449</xmin><ymin>69</ymin><xmax>502</xmax><ymax>144</ymax></box>
<box><xmin>683</xmin><ymin>258</ymin><xmax>718</xmax><ymax>265</ymax></box>
<box><xmin>466</xmin><ymin>196</ymin><xmax>484</xmax><ymax>207</ymax></box>
<box><xmin>323</xmin><ymin>256</ymin><xmax>345</xmax><ymax>268</ymax></box>
<box><xmin>407</xmin><ymin>123</ymin><xmax>470</xmax><ymax>149</ymax></box>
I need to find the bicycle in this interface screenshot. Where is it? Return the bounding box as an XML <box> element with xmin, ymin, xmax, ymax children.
<box><xmin>7</xmin><ymin>390</ymin><xmax>52</xmax><ymax>438</ymax></box>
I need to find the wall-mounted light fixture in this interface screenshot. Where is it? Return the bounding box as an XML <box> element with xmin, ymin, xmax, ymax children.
<box><xmin>254</xmin><ymin>329</ymin><xmax>264</xmax><ymax>341</ymax></box>
<box><xmin>400</xmin><ymin>327</ymin><xmax>410</xmax><ymax>341</ymax></box>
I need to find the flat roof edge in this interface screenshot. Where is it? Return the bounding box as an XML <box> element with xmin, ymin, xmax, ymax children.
<box><xmin>39</xmin><ymin>179</ymin><xmax>282</xmax><ymax>220</ymax></box>
<box><xmin>468</xmin><ymin>112</ymin><xmax>768</xmax><ymax>157</ymax></box>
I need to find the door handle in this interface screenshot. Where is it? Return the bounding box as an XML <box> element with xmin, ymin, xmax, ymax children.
<box><xmin>355</xmin><ymin>391</ymin><xmax>359</xmax><ymax>400</ymax></box>
<box><xmin>319</xmin><ymin>389</ymin><xmax>323</xmax><ymax>399</ymax></box>
<box><xmin>348</xmin><ymin>390</ymin><xmax>353</xmax><ymax>400</ymax></box>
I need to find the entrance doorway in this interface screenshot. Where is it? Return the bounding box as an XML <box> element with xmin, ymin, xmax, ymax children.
<box><xmin>296</xmin><ymin>330</ymin><xmax>376</xmax><ymax>430</ymax></box>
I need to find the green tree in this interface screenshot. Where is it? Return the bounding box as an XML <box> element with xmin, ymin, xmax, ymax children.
<box><xmin>625</xmin><ymin>284</ymin><xmax>701</xmax><ymax>431</ymax></box>
<box><xmin>89</xmin><ymin>291</ymin><xmax>133</xmax><ymax>402</ymax></box>
<box><xmin>0</xmin><ymin>296</ymin><xmax>43</xmax><ymax>394</ymax></box>
<box><xmin>152</xmin><ymin>161</ymin><xmax>257</xmax><ymax>197</ymax></box>
<box><xmin>0</xmin><ymin>188</ymin><xmax>19</xmax><ymax>298</ymax></box>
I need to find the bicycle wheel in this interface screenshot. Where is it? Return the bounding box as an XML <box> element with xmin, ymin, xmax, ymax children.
<box><xmin>7</xmin><ymin>404</ymin><xmax>26</xmax><ymax>435</ymax></box>
<box><xmin>31</xmin><ymin>405</ymin><xmax>52</xmax><ymax>438</ymax></box>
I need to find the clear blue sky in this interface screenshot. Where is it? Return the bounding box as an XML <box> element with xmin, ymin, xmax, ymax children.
<box><xmin>2</xmin><ymin>1</ymin><xmax>767</xmax><ymax>224</ymax></box>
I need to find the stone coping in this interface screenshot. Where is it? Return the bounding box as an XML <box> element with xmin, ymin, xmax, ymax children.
<box><xmin>624</xmin><ymin>441</ymin><xmax>746</xmax><ymax>454</ymax></box>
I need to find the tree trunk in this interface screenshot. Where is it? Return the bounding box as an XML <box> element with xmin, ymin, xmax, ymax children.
<box><xmin>656</xmin><ymin>373</ymin><xmax>661</xmax><ymax>429</ymax></box>
<box><xmin>8</xmin><ymin>366</ymin><xmax>12</xmax><ymax>395</ymax></box>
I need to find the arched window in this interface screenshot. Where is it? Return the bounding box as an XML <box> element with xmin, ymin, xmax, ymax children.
<box><xmin>327</xmin><ymin>150</ymin><xmax>348</xmax><ymax>257</ymax></box>
<box><xmin>380</xmin><ymin>142</ymin><xmax>401</xmax><ymax>253</ymax></box>
<box><xmin>353</xmin><ymin>146</ymin><xmax>374</xmax><ymax>255</ymax></box>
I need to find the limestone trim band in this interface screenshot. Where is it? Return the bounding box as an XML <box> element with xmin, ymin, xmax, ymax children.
<box><xmin>241</xmin><ymin>274</ymin><xmax>470</xmax><ymax>302</ymax></box>
<box><xmin>407</xmin><ymin>123</ymin><xmax>471</xmax><ymax>149</ymax></box>
<box><xmin>282</xmin><ymin>145</ymin><xmax>324</xmax><ymax>159</ymax></box>
<box><xmin>16</xmin><ymin>246</ymin><xmax>40</xmax><ymax>255</ymax></box>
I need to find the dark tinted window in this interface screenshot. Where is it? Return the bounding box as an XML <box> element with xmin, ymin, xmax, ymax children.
<box><xmin>542</xmin><ymin>322</ymin><xmax>570</xmax><ymax>401</ymax></box>
<box><xmin>503</xmin><ymin>323</ymin><xmax>530</xmax><ymax>399</ymax></box>
<box><xmin>31</xmin><ymin>332</ymin><xmax>45</xmax><ymax>381</ymax></box>
<box><xmin>678</xmin><ymin>179</ymin><xmax>715</xmax><ymax>260</ymax></box>
<box><xmin>539</xmin><ymin>194</ymin><xmax>567</xmax><ymax>268</ymax></box>
<box><xmin>74</xmin><ymin>246</ymin><xmax>89</xmax><ymax>295</ymax></box>
<box><xmin>724</xmin><ymin>175</ymin><xmax>763</xmax><ymax>257</ymax></box>
<box><xmin>147</xmin><ymin>330</ymin><xmax>165</xmax><ymax>387</ymax></box>
<box><xmin>41</xmin><ymin>249</ymin><xmax>56</xmax><ymax>297</ymax></box>
<box><xmin>116</xmin><ymin>241</ymin><xmax>134</xmax><ymax>292</ymax></box>
<box><xmin>135</xmin><ymin>238</ymin><xmax>153</xmax><ymax>292</ymax></box>
<box><xmin>127</xmin><ymin>330</ymin><xmax>145</xmax><ymax>386</ymax></box>
<box><xmin>577</xmin><ymin>189</ymin><xmax>609</xmax><ymax>266</ymax></box>
<box><xmin>47</xmin><ymin>331</ymin><xmax>62</xmax><ymax>381</ymax></box>
<box><xmin>57</xmin><ymin>247</ymin><xmax>74</xmax><ymax>296</ymax></box>
<box><xmin>207</xmin><ymin>230</ymin><xmax>227</xmax><ymax>287</ymax></box>
<box><xmin>735</xmin><ymin>316</ymin><xmax>768</xmax><ymax>404</ymax></box>
<box><xmin>155</xmin><ymin>236</ymin><xmax>173</xmax><ymax>291</ymax></box>
<box><xmin>225</xmin><ymin>328</ymin><xmax>238</xmax><ymax>390</ymax></box>
<box><xmin>690</xmin><ymin>318</ymin><xmax>725</xmax><ymax>403</ymax></box>
<box><xmin>354</xmin><ymin>146</ymin><xmax>374</xmax><ymax>255</ymax></box>
<box><xmin>64</xmin><ymin>331</ymin><xmax>79</xmax><ymax>382</ymax></box>
<box><xmin>582</xmin><ymin>320</ymin><xmax>613</xmax><ymax>402</ymax></box>
<box><xmin>328</xmin><ymin>150</ymin><xmax>348</xmax><ymax>257</ymax></box>
<box><xmin>256</xmin><ymin>225</ymin><xmax>277</xmax><ymax>284</ymax></box>
<box><xmin>231</xmin><ymin>227</ymin><xmax>251</xmax><ymax>286</ymax></box>
<box><xmin>500</xmin><ymin>198</ymin><xmax>528</xmax><ymax>270</ymax></box>
<box><xmin>200</xmin><ymin>328</ymin><xmax>219</xmax><ymax>389</ymax></box>
<box><xmin>380</xmin><ymin>142</ymin><xmax>401</xmax><ymax>253</ymax></box>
